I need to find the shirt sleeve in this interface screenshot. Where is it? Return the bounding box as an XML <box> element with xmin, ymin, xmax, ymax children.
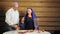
<box><xmin>5</xmin><ymin>10</ymin><xmax>12</xmax><ymax>25</ymax></box>
<box><xmin>17</xmin><ymin>11</ymin><xmax>19</xmax><ymax>24</ymax></box>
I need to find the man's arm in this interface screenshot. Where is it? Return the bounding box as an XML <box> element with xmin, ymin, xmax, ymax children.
<box><xmin>5</xmin><ymin>10</ymin><xmax>12</xmax><ymax>25</ymax></box>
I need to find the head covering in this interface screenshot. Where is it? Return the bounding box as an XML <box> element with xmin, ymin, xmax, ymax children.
<box><xmin>24</xmin><ymin>8</ymin><xmax>39</xmax><ymax>30</ymax></box>
<box><xmin>13</xmin><ymin>2</ymin><xmax>18</xmax><ymax>7</ymax></box>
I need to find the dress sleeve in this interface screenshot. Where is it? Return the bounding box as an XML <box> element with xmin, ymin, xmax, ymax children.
<box><xmin>34</xmin><ymin>18</ymin><xmax>39</xmax><ymax>30</ymax></box>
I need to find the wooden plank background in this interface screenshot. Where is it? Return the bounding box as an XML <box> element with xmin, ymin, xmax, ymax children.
<box><xmin>0</xmin><ymin>0</ymin><xmax>60</xmax><ymax>33</ymax></box>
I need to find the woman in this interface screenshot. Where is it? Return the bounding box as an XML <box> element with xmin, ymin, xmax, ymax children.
<box><xmin>19</xmin><ymin>17</ymin><xmax>25</xmax><ymax>30</ymax></box>
<box><xmin>24</xmin><ymin>8</ymin><xmax>39</xmax><ymax>30</ymax></box>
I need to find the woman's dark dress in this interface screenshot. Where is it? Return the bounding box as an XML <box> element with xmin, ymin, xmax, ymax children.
<box><xmin>24</xmin><ymin>17</ymin><xmax>35</xmax><ymax>30</ymax></box>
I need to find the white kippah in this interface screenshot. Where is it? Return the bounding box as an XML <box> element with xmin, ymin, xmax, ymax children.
<box><xmin>13</xmin><ymin>2</ymin><xmax>18</xmax><ymax>5</ymax></box>
<box><xmin>13</xmin><ymin>2</ymin><xmax>18</xmax><ymax>7</ymax></box>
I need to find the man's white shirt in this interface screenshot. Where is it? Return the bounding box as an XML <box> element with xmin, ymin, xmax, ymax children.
<box><xmin>5</xmin><ymin>8</ymin><xmax>19</xmax><ymax>26</ymax></box>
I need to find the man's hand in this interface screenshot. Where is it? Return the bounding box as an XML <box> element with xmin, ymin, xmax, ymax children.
<box><xmin>11</xmin><ymin>24</ymin><xmax>20</xmax><ymax>30</ymax></box>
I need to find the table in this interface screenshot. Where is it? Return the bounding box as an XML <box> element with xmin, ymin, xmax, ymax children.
<box><xmin>3</xmin><ymin>30</ymin><xmax>51</xmax><ymax>34</ymax></box>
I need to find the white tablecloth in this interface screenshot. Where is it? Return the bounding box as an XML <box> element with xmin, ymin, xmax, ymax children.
<box><xmin>3</xmin><ymin>30</ymin><xmax>51</xmax><ymax>34</ymax></box>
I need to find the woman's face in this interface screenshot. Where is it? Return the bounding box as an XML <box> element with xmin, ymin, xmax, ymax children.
<box><xmin>27</xmin><ymin>9</ymin><xmax>32</xmax><ymax>14</ymax></box>
<box><xmin>21</xmin><ymin>17</ymin><xmax>24</xmax><ymax>23</ymax></box>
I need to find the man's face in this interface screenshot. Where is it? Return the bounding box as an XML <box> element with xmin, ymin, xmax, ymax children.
<box><xmin>14</xmin><ymin>5</ymin><xmax>18</xmax><ymax>10</ymax></box>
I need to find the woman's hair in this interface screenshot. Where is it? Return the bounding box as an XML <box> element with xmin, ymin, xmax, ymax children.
<box><xmin>24</xmin><ymin>8</ymin><xmax>37</xmax><ymax>20</ymax></box>
<box><xmin>27</xmin><ymin>8</ymin><xmax>33</xmax><ymax>11</ymax></box>
<box><xmin>24</xmin><ymin>8</ymin><xmax>32</xmax><ymax>21</ymax></box>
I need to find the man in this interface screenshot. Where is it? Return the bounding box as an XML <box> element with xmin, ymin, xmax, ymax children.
<box><xmin>5</xmin><ymin>2</ymin><xmax>19</xmax><ymax>30</ymax></box>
